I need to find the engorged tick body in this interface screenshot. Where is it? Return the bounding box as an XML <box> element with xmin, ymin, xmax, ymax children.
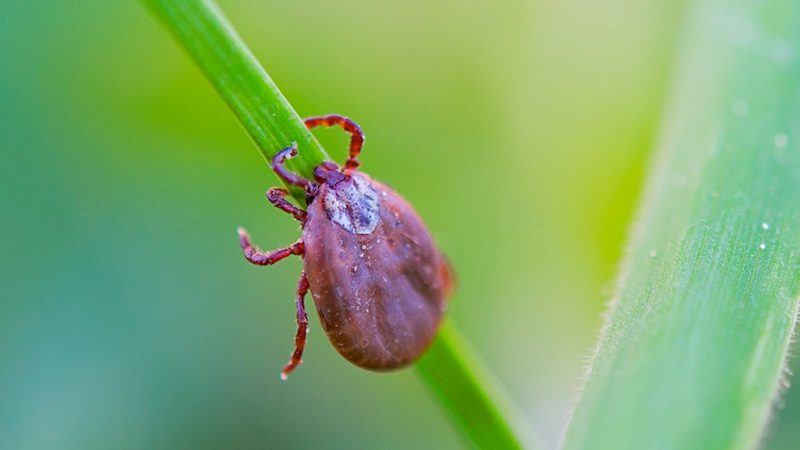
<box><xmin>237</xmin><ymin>115</ymin><xmax>453</xmax><ymax>379</ymax></box>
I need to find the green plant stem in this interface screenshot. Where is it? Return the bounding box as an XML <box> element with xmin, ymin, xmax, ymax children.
<box><xmin>418</xmin><ymin>320</ymin><xmax>540</xmax><ymax>449</ymax></box>
<box><xmin>563</xmin><ymin>1</ymin><xmax>800</xmax><ymax>449</ymax></box>
<box><xmin>144</xmin><ymin>1</ymin><xmax>535</xmax><ymax>448</ymax></box>
<box><xmin>144</xmin><ymin>0</ymin><xmax>328</xmax><ymax>191</ymax></box>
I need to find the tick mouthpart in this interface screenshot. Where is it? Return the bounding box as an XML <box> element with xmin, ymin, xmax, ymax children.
<box><xmin>313</xmin><ymin>161</ymin><xmax>348</xmax><ymax>188</ymax></box>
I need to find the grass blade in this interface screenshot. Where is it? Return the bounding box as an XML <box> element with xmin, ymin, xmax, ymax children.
<box><xmin>143</xmin><ymin>1</ymin><xmax>536</xmax><ymax>448</ymax></box>
<box><xmin>563</xmin><ymin>1</ymin><xmax>800</xmax><ymax>449</ymax></box>
<box><xmin>418</xmin><ymin>321</ymin><xmax>541</xmax><ymax>449</ymax></box>
<box><xmin>143</xmin><ymin>0</ymin><xmax>328</xmax><ymax>187</ymax></box>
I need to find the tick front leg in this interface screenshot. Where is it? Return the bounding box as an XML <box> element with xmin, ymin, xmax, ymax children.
<box><xmin>281</xmin><ymin>271</ymin><xmax>310</xmax><ymax>380</ymax></box>
<box><xmin>304</xmin><ymin>114</ymin><xmax>364</xmax><ymax>172</ymax></box>
<box><xmin>267</xmin><ymin>188</ymin><xmax>307</xmax><ymax>223</ymax></box>
<box><xmin>272</xmin><ymin>145</ymin><xmax>313</xmax><ymax>191</ymax></box>
<box><xmin>237</xmin><ymin>227</ymin><xmax>304</xmax><ymax>266</ymax></box>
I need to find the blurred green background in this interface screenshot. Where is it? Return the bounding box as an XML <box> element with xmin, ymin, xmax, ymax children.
<box><xmin>3</xmin><ymin>0</ymin><xmax>800</xmax><ymax>448</ymax></box>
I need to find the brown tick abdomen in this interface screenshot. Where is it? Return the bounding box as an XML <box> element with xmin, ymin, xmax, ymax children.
<box><xmin>302</xmin><ymin>172</ymin><xmax>451</xmax><ymax>370</ymax></box>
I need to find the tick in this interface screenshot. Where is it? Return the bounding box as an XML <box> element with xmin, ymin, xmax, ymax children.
<box><xmin>238</xmin><ymin>114</ymin><xmax>454</xmax><ymax>379</ymax></box>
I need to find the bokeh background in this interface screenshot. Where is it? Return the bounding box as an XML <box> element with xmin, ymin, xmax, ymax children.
<box><xmin>3</xmin><ymin>0</ymin><xmax>800</xmax><ymax>448</ymax></box>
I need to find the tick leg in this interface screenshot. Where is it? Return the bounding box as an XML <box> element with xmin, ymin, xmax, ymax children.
<box><xmin>272</xmin><ymin>144</ymin><xmax>313</xmax><ymax>191</ymax></box>
<box><xmin>281</xmin><ymin>271</ymin><xmax>310</xmax><ymax>380</ymax></box>
<box><xmin>304</xmin><ymin>114</ymin><xmax>364</xmax><ymax>172</ymax></box>
<box><xmin>267</xmin><ymin>188</ymin><xmax>307</xmax><ymax>223</ymax></box>
<box><xmin>237</xmin><ymin>227</ymin><xmax>304</xmax><ymax>266</ymax></box>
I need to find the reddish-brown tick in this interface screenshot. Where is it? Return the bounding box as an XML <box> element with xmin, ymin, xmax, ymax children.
<box><xmin>238</xmin><ymin>115</ymin><xmax>454</xmax><ymax>379</ymax></box>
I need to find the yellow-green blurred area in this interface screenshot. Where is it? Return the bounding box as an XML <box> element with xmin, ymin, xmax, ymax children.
<box><xmin>2</xmin><ymin>0</ymin><xmax>799</xmax><ymax>449</ymax></box>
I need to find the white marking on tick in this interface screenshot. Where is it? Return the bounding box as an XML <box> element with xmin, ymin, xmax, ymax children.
<box><xmin>323</xmin><ymin>174</ymin><xmax>380</xmax><ymax>234</ymax></box>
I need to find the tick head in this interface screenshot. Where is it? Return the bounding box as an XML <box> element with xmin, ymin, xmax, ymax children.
<box><xmin>313</xmin><ymin>161</ymin><xmax>348</xmax><ymax>188</ymax></box>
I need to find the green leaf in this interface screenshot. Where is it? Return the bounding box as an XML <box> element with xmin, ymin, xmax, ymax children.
<box><xmin>143</xmin><ymin>1</ymin><xmax>537</xmax><ymax>448</ymax></box>
<box><xmin>563</xmin><ymin>1</ymin><xmax>800</xmax><ymax>449</ymax></box>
